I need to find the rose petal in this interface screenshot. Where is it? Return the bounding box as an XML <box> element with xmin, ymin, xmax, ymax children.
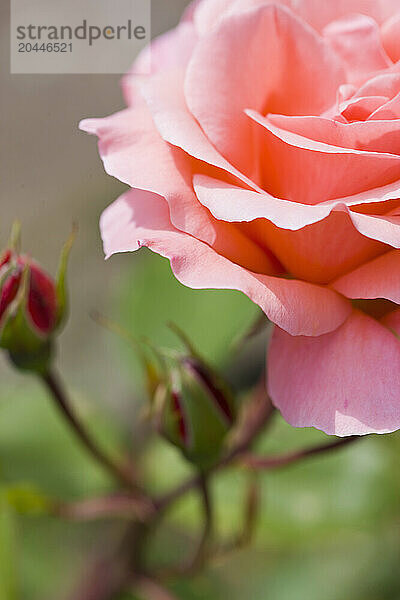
<box><xmin>354</xmin><ymin>71</ymin><xmax>400</xmax><ymax>97</ymax></box>
<box><xmin>337</xmin><ymin>83</ymin><xmax>358</xmax><ymax>104</ymax></box>
<box><xmin>340</xmin><ymin>95</ymin><xmax>390</xmax><ymax>121</ymax></box>
<box><xmin>79</xmin><ymin>109</ymin><xmax>279</xmax><ymax>275</ymax></box>
<box><xmin>101</xmin><ymin>189</ymin><xmax>351</xmax><ymax>336</ymax></box>
<box><xmin>138</xmin><ymin>69</ymin><xmax>259</xmax><ymax>191</ymax></box>
<box><xmin>185</xmin><ymin>3</ymin><xmax>344</xmax><ymax>175</ymax></box>
<box><xmin>381</xmin><ymin>12</ymin><xmax>400</xmax><ymax>63</ymax></box>
<box><xmin>190</xmin><ymin>0</ymin><xmax>400</xmax><ymax>34</ymax></box>
<box><xmin>193</xmin><ymin>0</ymin><xmax>233</xmax><ymax>34</ymax></box>
<box><xmin>324</xmin><ymin>14</ymin><xmax>391</xmax><ymax>84</ymax></box>
<box><xmin>381</xmin><ymin>307</ymin><xmax>400</xmax><ymax>333</ymax></box>
<box><xmin>123</xmin><ymin>21</ymin><xmax>198</xmax><ymax>105</ymax></box>
<box><xmin>80</xmin><ymin>106</ymin><xmax>212</xmax><ymax>240</ymax></box>
<box><xmin>332</xmin><ymin>179</ymin><xmax>400</xmax><ymax>208</ymax></box>
<box><xmin>346</xmin><ymin>208</ymin><xmax>400</xmax><ymax>247</ymax></box>
<box><xmin>368</xmin><ymin>92</ymin><xmax>400</xmax><ymax>119</ymax></box>
<box><xmin>194</xmin><ymin>175</ymin><xmax>400</xmax><ymax>283</ymax></box>
<box><xmin>268</xmin><ymin>113</ymin><xmax>400</xmax><ymax>154</ymax></box>
<box><xmin>332</xmin><ymin>249</ymin><xmax>400</xmax><ymax>302</ymax></box>
<box><xmin>268</xmin><ymin>310</ymin><xmax>400</xmax><ymax>436</ymax></box>
<box><xmin>193</xmin><ymin>175</ymin><xmax>334</xmax><ymax>229</ymax></box>
<box><xmin>244</xmin><ymin>210</ymin><xmax>385</xmax><ymax>283</ymax></box>
<box><xmin>181</xmin><ymin>0</ymin><xmax>203</xmax><ymax>23</ymax></box>
<box><xmin>195</xmin><ymin>173</ymin><xmax>400</xmax><ymax>219</ymax></box>
<box><xmin>247</xmin><ymin>110</ymin><xmax>400</xmax><ymax>204</ymax></box>
<box><xmin>287</xmin><ymin>0</ymin><xmax>400</xmax><ymax>31</ymax></box>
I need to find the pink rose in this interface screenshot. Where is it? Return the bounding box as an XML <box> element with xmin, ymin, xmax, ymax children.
<box><xmin>81</xmin><ymin>0</ymin><xmax>400</xmax><ymax>436</ymax></box>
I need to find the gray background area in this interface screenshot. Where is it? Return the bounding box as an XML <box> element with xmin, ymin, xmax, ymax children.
<box><xmin>1</xmin><ymin>0</ymin><xmax>190</xmax><ymax>396</ymax></box>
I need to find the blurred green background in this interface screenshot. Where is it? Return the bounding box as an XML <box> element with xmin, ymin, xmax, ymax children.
<box><xmin>1</xmin><ymin>0</ymin><xmax>400</xmax><ymax>598</ymax></box>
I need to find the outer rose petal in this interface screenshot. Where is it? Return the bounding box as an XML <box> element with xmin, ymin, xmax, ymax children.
<box><xmin>346</xmin><ymin>209</ymin><xmax>400</xmax><ymax>248</ymax></box>
<box><xmin>241</xmin><ymin>211</ymin><xmax>385</xmax><ymax>284</ymax></box>
<box><xmin>79</xmin><ymin>108</ymin><xmax>279</xmax><ymax>275</ymax></box>
<box><xmin>185</xmin><ymin>3</ymin><xmax>344</xmax><ymax>175</ymax></box>
<box><xmin>123</xmin><ymin>21</ymin><xmax>198</xmax><ymax>105</ymax></box>
<box><xmin>79</xmin><ymin>107</ymin><xmax>214</xmax><ymax>240</ymax></box>
<box><xmin>193</xmin><ymin>175</ymin><xmax>335</xmax><ymax>229</ymax></box>
<box><xmin>190</xmin><ymin>0</ymin><xmax>400</xmax><ymax>34</ymax></box>
<box><xmin>193</xmin><ymin>0</ymin><xmax>233</xmax><ymax>33</ymax></box>
<box><xmin>138</xmin><ymin>69</ymin><xmax>260</xmax><ymax>191</ymax></box>
<box><xmin>181</xmin><ymin>0</ymin><xmax>203</xmax><ymax>23</ymax></box>
<box><xmin>137</xmin><ymin>22</ymin><xmax>197</xmax><ymax>74</ymax></box>
<box><xmin>101</xmin><ymin>189</ymin><xmax>351</xmax><ymax>336</ymax></box>
<box><xmin>194</xmin><ymin>176</ymin><xmax>400</xmax><ymax>283</ymax></box>
<box><xmin>191</xmin><ymin>0</ymin><xmax>294</xmax><ymax>35</ymax></box>
<box><xmin>381</xmin><ymin>308</ymin><xmax>400</xmax><ymax>333</ymax></box>
<box><xmin>268</xmin><ymin>310</ymin><xmax>400</xmax><ymax>436</ymax></box>
<box><xmin>286</xmin><ymin>0</ymin><xmax>400</xmax><ymax>31</ymax></box>
<box><xmin>332</xmin><ymin>249</ymin><xmax>400</xmax><ymax>302</ymax></box>
<box><xmin>195</xmin><ymin>175</ymin><xmax>400</xmax><ymax>219</ymax></box>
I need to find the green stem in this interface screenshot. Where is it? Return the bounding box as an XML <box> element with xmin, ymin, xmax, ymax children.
<box><xmin>41</xmin><ymin>370</ymin><xmax>142</xmax><ymax>493</ymax></box>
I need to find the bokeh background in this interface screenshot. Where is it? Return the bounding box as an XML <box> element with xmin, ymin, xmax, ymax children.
<box><xmin>1</xmin><ymin>1</ymin><xmax>400</xmax><ymax>598</ymax></box>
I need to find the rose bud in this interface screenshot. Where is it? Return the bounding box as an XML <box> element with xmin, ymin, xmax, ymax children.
<box><xmin>0</xmin><ymin>223</ymin><xmax>75</xmax><ymax>373</ymax></box>
<box><xmin>153</xmin><ymin>353</ymin><xmax>237</xmax><ymax>470</ymax></box>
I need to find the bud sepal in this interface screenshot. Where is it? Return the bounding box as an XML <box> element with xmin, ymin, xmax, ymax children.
<box><xmin>0</xmin><ymin>224</ymin><xmax>74</xmax><ymax>373</ymax></box>
<box><xmin>152</xmin><ymin>341</ymin><xmax>237</xmax><ymax>470</ymax></box>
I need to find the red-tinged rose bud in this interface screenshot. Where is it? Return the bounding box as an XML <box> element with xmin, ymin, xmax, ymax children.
<box><xmin>0</xmin><ymin>266</ymin><xmax>22</xmax><ymax>322</ymax></box>
<box><xmin>181</xmin><ymin>356</ymin><xmax>236</xmax><ymax>427</ymax></box>
<box><xmin>0</xmin><ymin>223</ymin><xmax>75</xmax><ymax>373</ymax></box>
<box><xmin>0</xmin><ymin>257</ymin><xmax>57</xmax><ymax>337</ymax></box>
<box><xmin>170</xmin><ymin>389</ymin><xmax>191</xmax><ymax>448</ymax></box>
<box><xmin>0</xmin><ymin>250</ymin><xmax>12</xmax><ymax>269</ymax></box>
<box><xmin>25</xmin><ymin>261</ymin><xmax>57</xmax><ymax>334</ymax></box>
<box><xmin>153</xmin><ymin>347</ymin><xmax>237</xmax><ymax>470</ymax></box>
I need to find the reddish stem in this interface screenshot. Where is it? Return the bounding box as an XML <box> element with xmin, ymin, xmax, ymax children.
<box><xmin>242</xmin><ymin>436</ymin><xmax>360</xmax><ymax>471</ymax></box>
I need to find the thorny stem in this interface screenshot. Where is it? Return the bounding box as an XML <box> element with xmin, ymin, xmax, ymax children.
<box><xmin>41</xmin><ymin>370</ymin><xmax>144</xmax><ymax>494</ymax></box>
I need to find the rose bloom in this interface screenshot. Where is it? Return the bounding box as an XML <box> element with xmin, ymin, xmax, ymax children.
<box><xmin>81</xmin><ymin>0</ymin><xmax>400</xmax><ymax>437</ymax></box>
